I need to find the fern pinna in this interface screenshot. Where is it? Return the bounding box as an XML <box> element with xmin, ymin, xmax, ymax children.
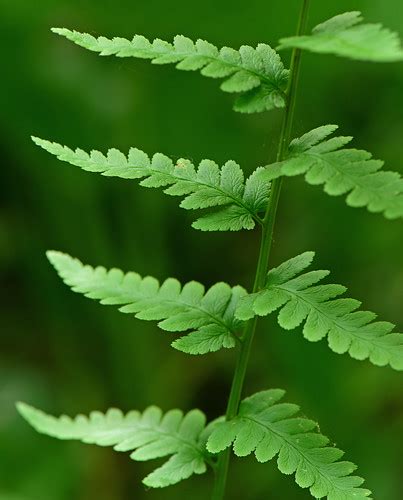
<box><xmin>19</xmin><ymin>3</ymin><xmax>403</xmax><ymax>499</ymax></box>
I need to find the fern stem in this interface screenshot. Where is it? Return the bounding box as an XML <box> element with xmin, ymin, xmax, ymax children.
<box><xmin>210</xmin><ymin>2</ymin><xmax>310</xmax><ymax>499</ymax></box>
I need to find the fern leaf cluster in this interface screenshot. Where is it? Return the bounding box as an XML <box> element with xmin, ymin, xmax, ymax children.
<box><xmin>207</xmin><ymin>389</ymin><xmax>371</xmax><ymax>499</ymax></box>
<box><xmin>279</xmin><ymin>11</ymin><xmax>403</xmax><ymax>62</ymax></box>
<box><xmin>267</xmin><ymin>125</ymin><xmax>403</xmax><ymax>219</ymax></box>
<box><xmin>52</xmin><ymin>28</ymin><xmax>289</xmax><ymax>113</ymax></box>
<box><xmin>17</xmin><ymin>402</ymin><xmax>212</xmax><ymax>488</ymax></box>
<box><xmin>47</xmin><ymin>251</ymin><xmax>246</xmax><ymax>355</ymax></box>
<box><xmin>236</xmin><ymin>251</ymin><xmax>403</xmax><ymax>370</ymax></box>
<box><xmin>33</xmin><ymin>137</ymin><xmax>270</xmax><ymax>231</ymax></box>
<box><xmin>18</xmin><ymin>388</ymin><xmax>371</xmax><ymax>497</ymax></box>
<box><xmin>19</xmin><ymin>7</ymin><xmax>403</xmax><ymax>498</ymax></box>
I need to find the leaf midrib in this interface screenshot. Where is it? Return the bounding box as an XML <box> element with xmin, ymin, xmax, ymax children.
<box><xmin>71</xmin><ymin>418</ymin><xmax>207</xmax><ymax>463</ymax></box>
<box><xmin>144</xmin><ymin>165</ymin><xmax>263</xmax><ymax>222</ymax></box>
<box><xmin>92</xmin><ymin>38</ymin><xmax>288</xmax><ymax>98</ymax></box>
<box><xmin>274</xmin><ymin>282</ymin><xmax>397</xmax><ymax>355</ymax></box>
<box><xmin>241</xmin><ymin>414</ymin><xmax>360</xmax><ymax>495</ymax></box>
<box><xmin>293</xmin><ymin>27</ymin><xmax>401</xmax><ymax>60</ymax></box>
<box><xmin>301</xmin><ymin>151</ymin><xmax>403</xmax><ymax>208</ymax></box>
<box><xmin>63</xmin><ymin>151</ymin><xmax>265</xmax><ymax>224</ymax></box>
<box><xmin>72</xmin><ymin>274</ymin><xmax>239</xmax><ymax>336</ymax></box>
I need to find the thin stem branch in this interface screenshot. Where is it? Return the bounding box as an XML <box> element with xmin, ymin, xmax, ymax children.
<box><xmin>210</xmin><ymin>2</ymin><xmax>310</xmax><ymax>499</ymax></box>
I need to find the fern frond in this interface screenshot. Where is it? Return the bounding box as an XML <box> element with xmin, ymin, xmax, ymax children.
<box><xmin>267</xmin><ymin>125</ymin><xmax>403</xmax><ymax>219</ymax></box>
<box><xmin>207</xmin><ymin>389</ymin><xmax>371</xmax><ymax>499</ymax></box>
<box><xmin>236</xmin><ymin>251</ymin><xmax>403</xmax><ymax>370</ymax></box>
<box><xmin>33</xmin><ymin>137</ymin><xmax>271</xmax><ymax>231</ymax></box>
<box><xmin>17</xmin><ymin>402</ymin><xmax>212</xmax><ymax>488</ymax></box>
<box><xmin>47</xmin><ymin>251</ymin><xmax>246</xmax><ymax>355</ymax></box>
<box><xmin>51</xmin><ymin>28</ymin><xmax>289</xmax><ymax>113</ymax></box>
<box><xmin>278</xmin><ymin>11</ymin><xmax>403</xmax><ymax>62</ymax></box>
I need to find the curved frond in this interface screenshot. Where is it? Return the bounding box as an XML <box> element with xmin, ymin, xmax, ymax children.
<box><xmin>51</xmin><ymin>28</ymin><xmax>289</xmax><ymax>113</ymax></box>
<box><xmin>207</xmin><ymin>389</ymin><xmax>371</xmax><ymax>499</ymax></box>
<box><xmin>236</xmin><ymin>251</ymin><xmax>403</xmax><ymax>370</ymax></box>
<box><xmin>278</xmin><ymin>11</ymin><xmax>403</xmax><ymax>62</ymax></box>
<box><xmin>17</xmin><ymin>402</ymin><xmax>211</xmax><ymax>488</ymax></box>
<box><xmin>267</xmin><ymin>125</ymin><xmax>403</xmax><ymax>219</ymax></box>
<box><xmin>47</xmin><ymin>251</ymin><xmax>246</xmax><ymax>355</ymax></box>
<box><xmin>33</xmin><ymin>137</ymin><xmax>271</xmax><ymax>232</ymax></box>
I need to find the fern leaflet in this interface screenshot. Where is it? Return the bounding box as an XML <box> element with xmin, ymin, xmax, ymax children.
<box><xmin>207</xmin><ymin>389</ymin><xmax>371</xmax><ymax>499</ymax></box>
<box><xmin>47</xmin><ymin>251</ymin><xmax>246</xmax><ymax>355</ymax></box>
<box><xmin>236</xmin><ymin>251</ymin><xmax>403</xmax><ymax>370</ymax></box>
<box><xmin>33</xmin><ymin>137</ymin><xmax>270</xmax><ymax>231</ymax></box>
<box><xmin>17</xmin><ymin>402</ymin><xmax>213</xmax><ymax>488</ymax></box>
<box><xmin>278</xmin><ymin>11</ymin><xmax>403</xmax><ymax>62</ymax></box>
<box><xmin>51</xmin><ymin>28</ymin><xmax>289</xmax><ymax>113</ymax></box>
<box><xmin>266</xmin><ymin>125</ymin><xmax>403</xmax><ymax>219</ymax></box>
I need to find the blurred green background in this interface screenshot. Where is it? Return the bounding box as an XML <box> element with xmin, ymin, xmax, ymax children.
<box><xmin>1</xmin><ymin>0</ymin><xmax>402</xmax><ymax>498</ymax></box>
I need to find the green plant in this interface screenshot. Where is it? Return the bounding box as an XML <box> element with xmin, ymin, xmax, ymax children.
<box><xmin>18</xmin><ymin>3</ymin><xmax>403</xmax><ymax>498</ymax></box>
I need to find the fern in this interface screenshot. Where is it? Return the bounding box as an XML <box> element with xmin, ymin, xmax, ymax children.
<box><xmin>236</xmin><ymin>251</ymin><xmax>403</xmax><ymax>370</ymax></box>
<box><xmin>47</xmin><ymin>251</ymin><xmax>246</xmax><ymax>355</ymax></box>
<box><xmin>20</xmin><ymin>4</ymin><xmax>403</xmax><ymax>499</ymax></box>
<box><xmin>265</xmin><ymin>125</ymin><xmax>403</xmax><ymax>219</ymax></box>
<box><xmin>278</xmin><ymin>11</ymin><xmax>403</xmax><ymax>62</ymax></box>
<box><xmin>207</xmin><ymin>389</ymin><xmax>371</xmax><ymax>499</ymax></box>
<box><xmin>52</xmin><ymin>28</ymin><xmax>289</xmax><ymax>113</ymax></box>
<box><xmin>33</xmin><ymin>137</ymin><xmax>271</xmax><ymax>231</ymax></box>
<box><xmin>17</xmin><ymin>402</ymin><xmax>214</xmax><ymax>488</ymax></box>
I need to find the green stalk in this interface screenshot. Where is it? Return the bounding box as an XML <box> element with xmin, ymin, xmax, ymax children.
<box><xmin>210</xmin><ymin>1</ymin><xmax>310</xmax><ymax>498</ymax></box>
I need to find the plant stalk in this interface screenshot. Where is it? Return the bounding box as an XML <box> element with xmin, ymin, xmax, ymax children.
<box><xmin>210</xmin><ymin>1</ymin><xmax>310</xmax><ymax>499</ymax></box>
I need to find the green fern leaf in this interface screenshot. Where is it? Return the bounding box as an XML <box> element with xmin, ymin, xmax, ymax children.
<box><xmin>278</xmin><ymin>11</ymin><xmax>403</xmax><ymax>62</ymax></box>
<box><xmin>207</xmin><ymin>389</ymin><xmax>372</xmax><ymax>499</ymax></box>
<box><xmin>267</xmin><ymin>125</ymin><xmax>403</xmax><ymax>219</ymax></box>
<box><xmin>47</xmin><ymin>251</ymin><xmax>246</xmax><ymax>355</ymax></box>
<box><xmin>17</xmin><ymin>402</ymin><xmax>212</xmax><ymax>488</ymax></box>
<box><xmin>51</xmin><ymin>28</ymin><xmax>289</xmax><ymax>113</ymax></box>
<box><xmin>33</xmin><ymin>137</ymin><xmax>270</xmax><ymax>231</ymax></box>
<box><xmin>236</xmin><ymin>251</ymin><xmax>403</xmax><ymax>370</ymax></box>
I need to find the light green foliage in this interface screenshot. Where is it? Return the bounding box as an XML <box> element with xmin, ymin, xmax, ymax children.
<box><xmin>236</xmin><ymin>251</ymin><xmax>403</xmax><ymax>370</ymax></box>
<box><xmin>278</xmin><ymin>11</ymin><xmax>403</xmax><ymax>62</ymax></box>
<box><xmin>33</xmin><ymin>137</ymin><xmax>271</xmax><ymax>231</ymax></box>
<box><xmin>20</xmin><ymin>7</ymin><xmax>403</xmax><ymax>498</ymax></box>
<box><xmin>207</xmin><ymin>389</ymin><xmax>371</xmax><ymax>499</ymax></box>
<box><xmin>47</xmin><ymin>251</ymin><xmax>246</xmax><ymax>355</ymax></box>
<box><xmin>17</xmin><ymin>402</ymin><xmax>212</xmax><ymax>488</ymax></box>
<box><xmin>267</xmin><ymin>125</ymin><xmax>403</xmax><ymax>219</ymax></box>
<box><xmin>52</xmin><ymin>28</ymin><xmax>289</xmax><ymax>113</ymax></box>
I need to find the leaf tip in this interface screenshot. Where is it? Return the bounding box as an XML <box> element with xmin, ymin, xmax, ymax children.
<box><xmin>170</xmin><ymin>338</ymin><xmax>188</xmax><ymax>353</ymax></box>
<box><xmin>16</xmin><ymin>401</ymin><xmax>30</xmax><ymax>416</ymax></box>
<box><xmin>51</xmin><ymin>27</ymin><xmax>69</xmax><ymax>36</ymax></box>
<box><xmin>46</xmin><ymin>250</ymin><xmax>75</xmax><ymax>274</ymax></box>
<box><xmin>302</xmin><ymin>250</ymin><xmax>316</xmax><ymax>263</ymax></box>
<box><xmin>31</xmin><ymin>136</ymin><xmax>47</xmax><ymax>148</ymax></box>
<box><xmin>46</xmin><ymin>249</ymin><xmax>63</xmax><ymax>262</ymax></box>
<box><xmin>16</xmin><ymin>402</ymin><xmax>38</xmax><ymax>425</ymax></box>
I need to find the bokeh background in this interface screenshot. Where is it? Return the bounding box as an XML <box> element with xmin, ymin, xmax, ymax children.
<box><xmin>1</xmin><ymin>0</ymin><xmax>403</xmax><ymax>498</ymax></box>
